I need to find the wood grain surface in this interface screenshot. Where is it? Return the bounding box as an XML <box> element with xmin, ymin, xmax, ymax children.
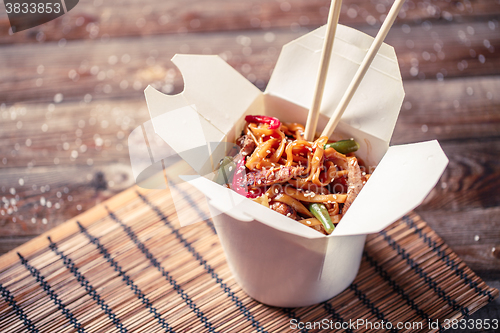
<box><xmin>1</xmin><ymin>0</ymin><xmax>499</xmax><ymax>327</ymax></box>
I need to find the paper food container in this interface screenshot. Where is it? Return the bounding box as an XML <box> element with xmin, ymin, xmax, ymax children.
<box><xmin>139</xmin><ymin>24</ymin><xmax>449</xmax><ymax>307</ymax></box>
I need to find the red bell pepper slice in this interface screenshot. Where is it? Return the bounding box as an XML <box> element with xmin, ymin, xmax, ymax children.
<box><xmin>231</xmin><ymin>157</ymin><xmax>248</xmax><ymax>197</ymax></box>
<box><xmin>244</xmin><ymin>115</ymin><xmax>281</xmax><ymax>130</ymax></box>
<box><xmin>231</xmin><ymin>157</ymin><xmax>265</xmax><ymax>198</ymax></box>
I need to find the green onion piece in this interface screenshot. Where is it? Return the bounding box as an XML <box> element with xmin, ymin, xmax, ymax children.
<box><xmin>323</xmin><ymin>139</ymin><xmax>360</xmax><ymax>154</ymax></box>
<box><xmin>214</xmin><ymin>157</ymin><xmax>236</xmax><ymax>185</ymax></box>
<box><xmin>308</xmin><ymin>203</ymin><xmax>335</xmax><ymax>234</ymax></box>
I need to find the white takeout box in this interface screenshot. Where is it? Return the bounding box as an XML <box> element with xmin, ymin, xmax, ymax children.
<box><xmin>142</xmin><ymin>24</ymin><xmax>449</xmax><ymax>307</ymax></box>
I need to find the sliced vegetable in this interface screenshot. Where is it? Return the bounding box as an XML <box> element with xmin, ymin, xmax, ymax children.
<box><xmin>324</xmin><ymin>139</ymin><xmax>360</xmax><ymax>154</ymax></box>
<box><xmin>245</xmin><ymin>115</ymin><xmax>281</xmax><ymax>130</ymax></box>
<box><xmin>231</xmin><ymin>157</ymin><xmax>248</xmax><ymax>196</ymax></box>
<box><xmin>214</xmin><ymin>156</ymin><xmax>236</xmax><ymax>185</ymax></box>
<box><xmin>308</xmin><ymin>203</ymin><xmax>335</xmax><ymax>234</ymax></box>
<box><xmin>283</xmin><ymin>187</ymin><xmax>347</xmax><ymax>203</ymax></box>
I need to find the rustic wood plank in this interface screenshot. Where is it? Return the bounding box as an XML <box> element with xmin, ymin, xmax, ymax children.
<box><xmin>0</xmin><ymin>163</ymin><xmax>136</xmax><ymax>235</ymax></box>
<box><xmin>0</xmin><ymin>0</ymin><xmax>499</xmax><ymax>44</ymax></box>
<box><xmin>419</xmin><ymin>138</ymin><xmax>500</xmax><ymax>212</ymax></box>
<box><xmin>0</xmin><ymin>29</ymin><xmax>293</xmax><ymax>104</ymax></box>
<box><xmin>391</xmin><ymin>75</ymin><xmax>500</xmax><ymax>144</ymax></box>
<box><xmin>0</xmin><ymin>236</ymin><xmax>35</xmax><ymax>255</ymax></box>
<box><xmin>0</xmin><ymin>99</ymin><xmax>150</xmax><ymax>167</ymax></box>
<box><xmin>0</xmin><ymin>20</ymin><xmax>499</xmax><ymax>104</ymax></box>
<box><xmin>417</xmin><ymin>207</ymin><xmax>500</xmax><ymax>274</ymax></box>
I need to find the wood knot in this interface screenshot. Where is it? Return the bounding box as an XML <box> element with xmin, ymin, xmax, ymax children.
<box><xmin>91</xmin><ymin>172</ymin><xmax>107</xmax><ymax>191</ymax></box>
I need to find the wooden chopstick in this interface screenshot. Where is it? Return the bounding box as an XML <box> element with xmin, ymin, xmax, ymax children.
<box><xmin>303</xmin><ymin>0</ymin><xmax>342</xmax><ymax>141</ymax></box>
<box><xmin>321</xmin><ymin>0</ymin><xmax>406</xmax><ymax>138</ymax></box>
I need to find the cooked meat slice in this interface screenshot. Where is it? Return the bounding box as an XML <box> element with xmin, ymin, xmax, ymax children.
<box><xmin>270</xmin><ymin>201</ymin><xmax>297</xmax><ymax>220</ymax></box>
<box><xmin>244</xmin><ymin>166</ymin><xmax>304</xmax><ymax>187</ymax></box>
<box><xmin>236</xmin><ymin>135</ymin><xmax>256</xmax><ymax>156</ymax></box>
<box><xmin>342</xmin><ymin>156</ymin><xmax>364</xmax><ymax>214</ymax></box>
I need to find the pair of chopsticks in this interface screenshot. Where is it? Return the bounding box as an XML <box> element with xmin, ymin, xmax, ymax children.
<box><xmin>304</xmin><ymin>0</ymin><xmax>406</xmax><ymax>141</ymax></box>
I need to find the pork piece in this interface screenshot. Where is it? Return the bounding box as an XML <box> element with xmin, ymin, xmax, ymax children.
<box><xmin>342</xmin><ymin>156</ymin><xmax>364</xmax><ymax>214</ymax></box>
<box><xmin>236</xmin><ymin>135</ymin><xmax>256</xmax><ymax>156</ymax></box>
<box><xmin>244</xmin><ymin>166</ymin><xmax>304</xmax><ymax>187</ymax></box>
<box><xmin>270</xmin><ymin>201</ymin><xmax>298</xmax><ymax>220</ymax></box>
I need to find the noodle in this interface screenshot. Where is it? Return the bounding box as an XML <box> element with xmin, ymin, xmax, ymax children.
<box><xmin>298</xmin><ymin>218</ymin><xmax>323</xmax><ymax>227</ymax></box>
<box><xmin>283</xmin><ymin>187</ymin><xmax>347</xmax><ymax>203</ymax></box>
<box><xmin>287</xmin><ymin>179</ymin><xmax>330</xmax><ymax>195</ymax></box>
<box><xmin>273</xmin><ymin>193</ymin><xmax>313</xmax><ymax>218</ymax></box>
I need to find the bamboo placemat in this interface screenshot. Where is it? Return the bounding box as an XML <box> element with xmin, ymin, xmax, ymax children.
<box><xmin>0</xmin><ymin>183</ymin><xmax>497</xmax><ymax>333</ymax></box>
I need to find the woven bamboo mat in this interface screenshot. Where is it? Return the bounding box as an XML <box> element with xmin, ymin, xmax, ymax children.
<box><xmin>0</xmin><ymin>183</ymin><xmax>497</xmax><ymax>333</ymax></box>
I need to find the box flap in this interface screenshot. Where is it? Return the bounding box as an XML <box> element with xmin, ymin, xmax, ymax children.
<box><xmin>333</xmin><ymin>140</ymin><xmax>449</xmax><ymax>236</ymax></box>
<box><xmin>145</xmin><ymin>54</ymin><xmax>262</xmax><ymax>138</ymax></box>
<box><xmin>128</xmin><ymin>119</ymin><xmax>177</xmax><ymax>188</ymax></box>
<box><xmin>144</xmin><ymin>54</ymin><xmax>262</xmax><ymax>175</ymax></box>
<box><xmin>266</xmin><ymin>24</ymin><xmax>404</xmax><ymax>144</ymax></box>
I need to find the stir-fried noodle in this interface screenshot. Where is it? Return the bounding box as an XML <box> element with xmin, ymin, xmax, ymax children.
<box><xmin>216</xmin><ymin>115</ymin><xmax>373</xmax><ymax>235</ymax></box>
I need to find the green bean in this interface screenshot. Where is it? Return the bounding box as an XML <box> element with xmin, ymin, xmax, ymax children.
<box><xmin>323</xmin><ymin>139</ymin><xmax>360</xmax><ymax>154</ymax></box>
<box><xmin>308</xmin><ymin>203</ymin><xmax>335</xmax><ymax>234</ymax></box>
<box><xmin>214</xmin><ymin>157</ymin><xmax>236</xmax><ymax>185</ymax></box>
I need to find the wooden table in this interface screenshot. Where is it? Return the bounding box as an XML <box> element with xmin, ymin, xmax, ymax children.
<box><xmin>1</xmin><ymin>0</ymin><xmax>499</xmax><ymax>327</ymax></box>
